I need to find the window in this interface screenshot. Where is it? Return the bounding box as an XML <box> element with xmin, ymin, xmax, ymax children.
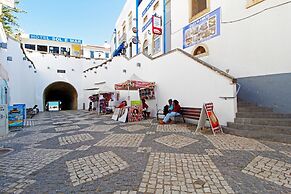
<box><xmin>189</xmin><ymin>0</ymin><xmax>210</xmax><ymax>21</ymax></box>
<box><xmin>57</xmin><ymin>70</ymin><xmax>66</xmax><ymax>73</ymax></box>
<box><xmin>143</xmin><ymin>15</ymin><xmax>148</xmax><ymax>24</ymax></box>
<box><xmin>25</xmin><ymin>44</ymin><xmax>36</xmax><ymax>50</ymax></box>
<box><xmin>105</xmin><ymin>52</ymin><xmax>110</xmax><ymax>58</ymax></box>
<box><xmin>128</xmin><ymin>12</ymin><xmax>133</xmax><ymax>30</ymax></box>
<box><xmin>246</xmin><ymin>0</ymin><xmax>265</xmax><ymax>8</ymax></box>
<box><xmin>61</xmin><ymin>47</ymin><xmax>70</xmax><ymax>56</ymax></box>
<box><xmin>122</xmin><ymin>21</ymin><xmax>126</xmax><ymax>34</ymax></box>
<box><xmin>193</xmin><ymin>45</ymin><xmax>208</xmax><ymax>57</ymax></box>
<box><xmin>153</xmin><ymin>1</ymin><xmax>159</xmax><ymax>11</ymax></box>
<box><xmin>143</xmin><ymin>40</ymin><xmax>149</xmax><ymax>56</ymax></box>
<box><xmin>90</xmin><ymin>51</ymin><xmax>94</xmax><ymax>58</ymax></box>
<box><xmin>49</xmin><ymin>46</ymin><xmax>59</xmax><ymax>54</ymax></box>
<box><xmin>37</xmin><ymin>45</ymin><xmax>48</xmax><ymax>52</ymax></box>
<box><xmin>153</xmin><ymin>35</ymin><xmax>161</xmax><ymax>54</ymax></box>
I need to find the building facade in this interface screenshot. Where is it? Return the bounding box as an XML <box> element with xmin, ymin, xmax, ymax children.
<box><xmin>21</xmin><ymin>34</ymin><xmax>111</xmax><ymax>60</ymax></box>
<box><xmin>112</xmin><ymin>0</ymin><xmax>291</xmax><ymax>113</ymax></box>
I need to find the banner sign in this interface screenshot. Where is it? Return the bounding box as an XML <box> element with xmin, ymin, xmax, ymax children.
<box><xmin>29</xmin><ymin>34</ymin><xmax>82</xmax><ymax>44</ymax></box>
<box><xmin>183</xmin><ymin>7</ymin><xmax>221</xmax><ymax>49</ymax></box>
<box><xmin>142</xmin><ymin>0</ymin><xmax>156</xmax><ymax>17</ymax></box>
<box><xmin>152</xmin><ymin>15</ymin><xmax>162</xmax><ymax>35</ymax></box>
<box><xmin>196</xmin><ymin>103</ymin><xmax>223</xmax><ymax>135</ymax></box>
<box><xmin>0</xmin><ymin>0</ymin><xmax>15</xmax><ymax>8</ymax></box>
<box><xmin>8</xmin><ymin>104</ymin><xmax>25</xmax><ymax>128</ymax></box>
<box><xmin>142</xmin><ymin>19</ymin><xmax>152</xmax><ymax>32</ymax></box>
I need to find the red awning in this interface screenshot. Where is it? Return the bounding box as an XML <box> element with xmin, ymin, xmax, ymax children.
<box><xmin>115</xmin><ymin>80</ymin><xmax>155</xmax><ymax>90</ymax></box>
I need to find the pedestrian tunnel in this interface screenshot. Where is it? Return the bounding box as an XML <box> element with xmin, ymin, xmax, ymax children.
<box><xmin>43</xmin><ymin>81</ymin><xmax>78</xmax><ymax>111</ymax></box>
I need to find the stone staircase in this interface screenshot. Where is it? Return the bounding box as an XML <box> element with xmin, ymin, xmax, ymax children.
<box><xmin>223</xmin><ymin>101</ymin><xmax>291</xmax><ymax>144</ymax></box>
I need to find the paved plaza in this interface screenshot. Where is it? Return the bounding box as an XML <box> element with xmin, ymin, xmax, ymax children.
<box><xmin>0</xmin><ymin>111</ymin><xmax>290</xmax><ymax>193</ymax></box>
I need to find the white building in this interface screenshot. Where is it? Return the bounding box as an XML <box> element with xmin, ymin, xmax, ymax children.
<box><xmin>111</xmin><ymin>0</ymin><xmax>291</xmax><ymax>114</ymax></box>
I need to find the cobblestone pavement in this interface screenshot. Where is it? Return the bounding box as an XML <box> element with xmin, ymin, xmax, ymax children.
<box><xmin>0</xmin><ymin>111</ymin><xmax>290</xmax><ymax>194</ymax></box>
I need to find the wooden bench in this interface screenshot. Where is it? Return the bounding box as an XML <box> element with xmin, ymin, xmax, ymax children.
<box><xmin>157</xmin><ymin>107</ymin><xmax>202</xmax><ymax>123</ymax></box>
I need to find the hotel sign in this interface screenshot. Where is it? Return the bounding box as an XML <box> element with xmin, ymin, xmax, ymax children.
<box><xmin>29</xmin><ymin>34</ymin><xmax>83</xmax><ymax>44</ymax></box>
<box><xmin>183</xmin><ymin>8</ymin><xmax>221</xmax><ymax>49</ymax></box>
<box><xmin>0</xmin><ymin>0</ymin><xmax>15</xmax><ymax>8</ymax></box>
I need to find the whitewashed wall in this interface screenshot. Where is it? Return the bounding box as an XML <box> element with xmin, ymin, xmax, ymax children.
<box><xmin>171</xmin><ymin>0</ymin><xmax>291</xmax><ymax>78</ymax></box>
<box><xmin>0</xmin><ymin>38</ymin><xmax>36</xmax><ymax>108</ymax></box>
<box><xmin>84</xmin><ymin>50</ymin><xmax>237</xmax><ymax>125</ymax></box>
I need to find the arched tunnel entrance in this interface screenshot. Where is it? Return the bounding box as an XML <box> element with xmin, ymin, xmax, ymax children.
<box><xmin>43</xmin><ymin>82</ymin><xmax>78</xmax><ymax>111</ymax></box>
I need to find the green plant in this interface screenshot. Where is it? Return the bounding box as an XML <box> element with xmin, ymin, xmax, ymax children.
<box><xmin>0</xmin><ymin>1</ymin><xmax>26</xmax><ymax>36</ymax></box>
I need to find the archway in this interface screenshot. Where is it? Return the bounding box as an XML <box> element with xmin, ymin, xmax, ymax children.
<box><xmin>43</xmin><ymin>81</ymin><xmax>78</xmax><ymax>111</ymax></box>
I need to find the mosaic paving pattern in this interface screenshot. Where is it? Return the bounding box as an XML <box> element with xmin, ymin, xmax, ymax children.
<box><xmin>205</xmin><ymin>149</ymin><xmax>224</xmax><ymax>156</ymax></box>
<box><xmin>58</xmin><ymin>133</ymin><xmax>94</xmax><ymax>145</ymax></box>
<box><xmin>5</xmin><ymin>133</ymin><xmax>60</xmax><ymax>144</ymax></box>
<box><xmin>205</xmin><ymin>134</ymin><xmax>274</xmax><ymax>151</ymax></box>
<box><xmin>280</xmin><ymin>151</ymin><xmax>291</xmax><ymax>158</ymax></box>
<box><xmin>103</xmin><ymin>120</ymin><xmax>120</xmax><ymax>125</ymax></box>
<box><xmin>146</xmin><ymin>131</ymin><xmax>156</xmax><ymax>135</ymax></box>
<box><xmin>121</xmin><ymin>125</ymin><xmax>147</xmax><ymax>132</ymax></box>
<box><xmin>0</xmin><ymin>111</ymin><xmax>289</xmax><ymax>194</ymax></box>
<box><xmin>80</xmin><ymin>125</ymin><xmax>117</xmax><ymax>132</ymax></box>
<box><xmin>1</xmin><ymin>179</ymin><xmax>35</xmax><ymax>194</ymax></box>
<box><xmin>76</xmin><ymin>145</ymin><xmax>92</xmax><ymax>151</ymax></box>
<box><xmin>55</xmin><ymin>125</ymin><xmax>80</xmax><ymax>132</ymax></box>
<box><xmin>0</xmin><ymin>148</ymin><xmax>71</xmax><ymax>179</ymax></box>
<box><xmin>66</xmin><ymin>151</ymin><xmax>129</xmax><ymax>186</ymax></box>
<box><xmin>139</xmin><ymin>152</ymin><xmax>235</xmax><ymax>193</ymax></box>
<box><xmin>113</xmin><ymin>191</ymin><xmax>137</xmax><ymax>194</ymax></box>
<box><xmin>52</xmin><ymin>121</ymin><xmax>73</xmax><ymax>125</ymax></box>
<box><xmin>156</xmin><ymin>124</ymin><xmax>192</xmax><ymax>133</ymax></box>
<box><xmin>137</xmin><ymin>147</ymin><xmax>152</xmax><ymax>153</ymax></box>
<box><xmin>242</xmin><ymin>156</ymin><xmax>291</xmax><ymax>188</ymax></box>
<box><xmin>154</xmin><ymin>134</ymin><xmax>198</xmax><ymax>149</ymax></box>
<box><xmin>95</xmin><ymin>134</ymin><xmax>145</xmax><ymax>147</ymax></box>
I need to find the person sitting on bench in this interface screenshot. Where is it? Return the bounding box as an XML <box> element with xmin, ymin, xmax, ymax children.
<box><xmin>163</xmin><ymin>99</ymin><xmax>174</xmax><ymax>115</ymax></box>
<box><xmin>159</xmin><ymin>100</ymin><xmax>181</xmax><ymax>124</ymax></box>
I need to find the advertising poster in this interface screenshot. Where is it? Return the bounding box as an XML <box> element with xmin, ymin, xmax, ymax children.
<box><xmin>128</xmin><ymin>105</ymin><xmax>143</xmax><ymax>122</ymax></box>
<box><xmin>183</xmin><ymin>8</ymin><xmax>221</xmax><ymax>49</ymax></box>
<box><xmin>72</xmin><ymin>44</ymin><xmax>81</xmax><ymax>57</ymax></box>
<box><xmin>8</xmin><ymin>104</ymin><xmax>25</xmax><ymax>128</ymax></box>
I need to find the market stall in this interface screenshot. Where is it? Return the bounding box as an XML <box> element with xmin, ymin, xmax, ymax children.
<box><xmin>114</xmin><ymin>74</ymin><xmax>156</xmax><ymax>122</ymax></box>
<box><xmin>87</xmin><ymin>84</ymin><xmax>118</xmax><ymax>114</ymax></box>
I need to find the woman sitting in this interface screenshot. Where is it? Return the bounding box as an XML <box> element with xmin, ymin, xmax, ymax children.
<box><xmin>159</xmin><ymin>100</ymin><xmax>181</xmax><ymax>124</ymax></box>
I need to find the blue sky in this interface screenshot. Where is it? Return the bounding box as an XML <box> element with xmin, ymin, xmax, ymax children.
<box><xmin>17</xmin><ymin>0</ymin><xmax>127</xmax><ymax>45</ymax></box>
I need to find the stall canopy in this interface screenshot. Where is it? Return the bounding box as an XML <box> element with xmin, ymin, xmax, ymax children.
<box><xmin>97</xmin><ymin>84</ymin><xmax>115</xmax><ymax>94</ymax></box>
<box><xmin>115</xmin><ymin>74</ymin><xmax>155</xmax><ymax>90</ymax></box>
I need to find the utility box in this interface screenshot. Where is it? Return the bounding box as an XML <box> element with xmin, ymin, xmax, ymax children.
<box><xmin>0</xmin><ymin>104</ymin><xmax>8</xmax><ymax>137</ymax></box>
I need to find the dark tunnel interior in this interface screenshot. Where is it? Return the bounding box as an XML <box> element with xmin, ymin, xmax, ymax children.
<box><xmin>43</xmin><ymin>82</ymin><xmax>78</xmax><ymax>111</ymax></box>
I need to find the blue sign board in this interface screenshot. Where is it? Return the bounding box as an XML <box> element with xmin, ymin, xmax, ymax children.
<box><xmin>183</xmin><ymin>8</ymin><xmax>221</xmax><ymax>49</ymax></box>
<box><xmin>8</xmin><ymin>104</ymin><xmax>25</xmax><ymax>127</ymax></box>
<box><xmin>29</xmin><ymin>34</ymin><xmax>83</xmax><ymax>44</ymax></box>
<box><xmin>142</xmin><ymin>0</ymin><xmax>156</xmax><ymax>17</ymax></box>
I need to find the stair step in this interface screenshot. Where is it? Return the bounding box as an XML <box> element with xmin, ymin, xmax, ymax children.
<box><xmin>234</xmin><ymin>118</ymin><xmax>291</xmax><ymax>127</ymax></box>
<box><xmin>223</xmin><ymin>126</ymin><xmax>291</xmax><ymax>144</ymax></box>
<box><xmin>236</xmin><ymin>112</ymin><xmax>291</xmax><ymax>119</ymax></box>
<box><xmin>238</xmin><ymin>107</ymin><xmax>273</xmax><ymax>112</ymax></box>
<box><xmin>227</xmin><ymin>122</ymin><xmax>291</xmax><ymax>135</ymax></box>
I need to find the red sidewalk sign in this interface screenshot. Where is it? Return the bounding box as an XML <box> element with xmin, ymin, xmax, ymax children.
<box><xmin>196</xmin><ymin>103</ymin><xmax>223</xmax><ymax>135</ymax></box>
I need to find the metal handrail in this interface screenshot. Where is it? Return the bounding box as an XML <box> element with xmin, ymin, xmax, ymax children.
<box><xmin>219</xmin><ymin>83</ymin><xmax>241</xmax><ymax>100</ymax></box>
